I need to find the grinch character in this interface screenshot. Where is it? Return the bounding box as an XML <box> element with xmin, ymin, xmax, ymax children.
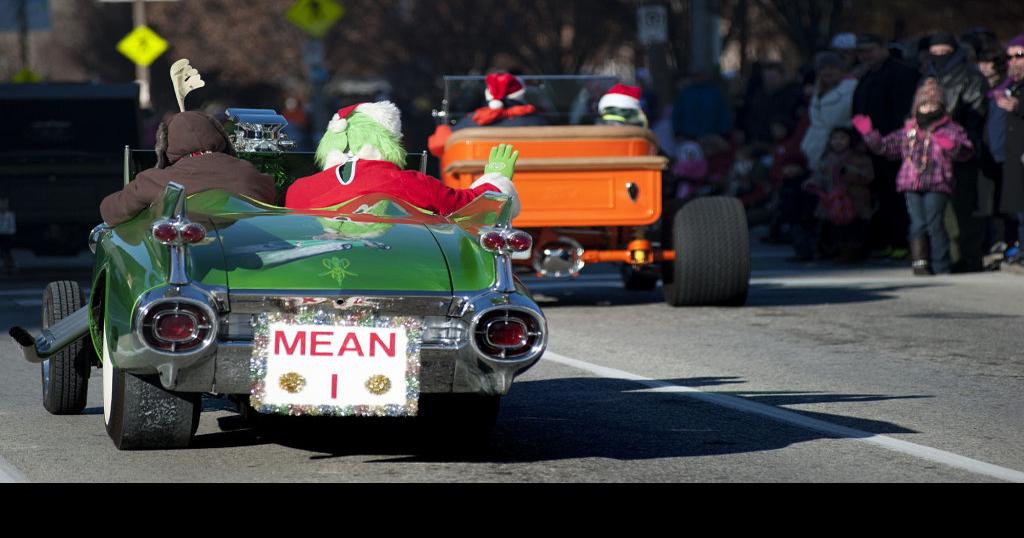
<box><xmin>285</xmin><ymin>101</ymin><xmax>521</xmax><ymax>216</ymax></box>
<box><xmin>596</xmin><ymin>84</ymin><xmax>649</xmax><ymax>128</ymax></box>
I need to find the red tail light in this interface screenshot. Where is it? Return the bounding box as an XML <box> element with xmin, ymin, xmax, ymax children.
<box><xmin>152</xmin><ymin>220</ymin><xmax>206</xmax><ymax>245</ymax></box>
<box><xmin>480</xmin><ymin>229</ymin><xmax>532</xmax><ymax>254</ymax></box>
<box><xmin>180</xmin><ymin>223</ymin><xmax>206</xmax><ymax>244</ymax></box>
<box><xmin>154</xmin><ymin>312</ymin><xmax>197</xmax><ymax>342</ymax></box>
<box><xmin>141</xmin><ymin>302</ymin><xmax>214</xmax><ymax>353</ymax></box>
<box><xmin>472</xmin><ymin>308</ymin><xmax>544</xmax><ymax>360</ymax></box>
<box><xmin>152</xmin><ymin>221</ymin><xmax>179</xmax><ymax>244</ymax></box>
<box><xmin>485</xmin><ymin>319</ymin><xmax>528</xmax><ymax>348</ymax></box>
<box><xmin>480</xmin><ymin>231</ymin><xmax>507</xmax><ymax>252</ymax></box>
<box><xmin>506</xmin><ymin>231</ymin><xmax>532</xmax><ymax>252</ymax></box>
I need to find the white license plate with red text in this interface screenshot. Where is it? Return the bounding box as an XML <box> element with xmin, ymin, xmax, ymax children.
<box><xmin>257</xmin><ymin>322</ymin><xmax>415</xmax><ymax>412</ymax></box>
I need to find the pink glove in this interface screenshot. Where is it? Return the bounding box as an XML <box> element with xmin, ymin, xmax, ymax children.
<box><xmin>932</xmin><ymin>132</ymin><xmax>955</xmax><ymax>151</ymax></box>
<box><xmin>851</xmin><ymin>115</ymin><xmax>873</xmax><ymax>136</ymax></box>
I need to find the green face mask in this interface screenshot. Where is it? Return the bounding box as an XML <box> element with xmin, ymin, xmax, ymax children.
<box><xmin>599</xmin><ymin>107</ymin><xmax>648</xmax><ymax>127</ymax></box>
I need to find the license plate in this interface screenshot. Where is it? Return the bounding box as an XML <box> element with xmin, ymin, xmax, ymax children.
<box><xmin>250</xmin><ymin>313</ymin><xmax>421</xmax><ymax>417</ymax></box>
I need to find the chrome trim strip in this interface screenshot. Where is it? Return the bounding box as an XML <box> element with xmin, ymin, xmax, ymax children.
<box><xmin>227</xmin><ymin>291</ymin><xmax>455</xmax><ymax>317</ymax></box>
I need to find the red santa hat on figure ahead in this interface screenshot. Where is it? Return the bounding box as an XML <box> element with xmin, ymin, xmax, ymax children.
<box><xmin>327</xmin><ymin>101</ymin><xmax>402</xmax><ymax>137</ymax></box>
<box><xmin>598</xmin><ymin>84</ymin><xmax>642</xmax><ymax>111</ymax></box>
<box><xmin>485</xmin><ymin>73</ymin><xmax>527</xmax><ymax>109</ymax></box>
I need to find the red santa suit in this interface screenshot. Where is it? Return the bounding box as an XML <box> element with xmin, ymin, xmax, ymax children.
<box><xmin>285</xmin><ymin>157</ymin><xmax>515</xmax><ymax>216</ymax></box>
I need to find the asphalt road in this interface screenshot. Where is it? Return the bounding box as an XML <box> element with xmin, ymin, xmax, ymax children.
<box><xmin>1</xmin><ymin>242</ymin><xmax>1022</xmax><ymax>483</ymax></box>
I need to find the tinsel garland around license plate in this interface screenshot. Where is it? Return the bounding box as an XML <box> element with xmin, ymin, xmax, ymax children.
<box><xmin>250</xmin><ymin>310</ymin><xmax>422</xmax><ymax>417</ymax></box>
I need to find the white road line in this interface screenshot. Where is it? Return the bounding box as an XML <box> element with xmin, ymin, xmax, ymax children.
<box><xmin>543</xmin><ymin>351</ymin><xmax>1024</xmax><ymax>483</ymax></box>
<box><xmin>0</xmin><ymin>455</ymin><xmax>29</xmax><ymax>483</ymax></box>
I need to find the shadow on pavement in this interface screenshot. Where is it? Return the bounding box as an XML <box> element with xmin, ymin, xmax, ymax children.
<box><xmin>191</xmin><ymin>376</ymin><xmax>931</xmax><ymax>464</ymax></box>
<box><xmin>746</xmin><ymin>283</ymin><xmax>937</xmax><ymax>307</ymax></box>
<box><xmin>528</xmin><ymin>281</ymin><xmax>939</xmax><ymax>309</ymax></box>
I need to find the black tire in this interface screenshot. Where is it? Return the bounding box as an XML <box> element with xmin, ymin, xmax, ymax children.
<box><xmin>41</xmin><ymin>281</ymin><xmax>91</xmax><ymax>415</ymax></box>
<box><xmin>620</xmin><ymin>264</ymin><xmax>660</xmax><ymax>291</ymax></box>
<box><xmin>418</xmin><ymin>394</ymin><xmax>500</xmax><ymax>452</ymax></box>
<box><xmin>105</xmin><ymin>367</ymin><xmax>201</xmax><ymax>450</ymax></box>
<box><xmin>663</xmin><ymin>196</ymin><xmax>751</xmax><ymax>306</ymax></box>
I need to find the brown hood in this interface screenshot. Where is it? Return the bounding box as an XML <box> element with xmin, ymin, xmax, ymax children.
<box><xmin>157</xmin><ymin>111</ymin><xmax>235</xmax><ymax>167</ymax></box>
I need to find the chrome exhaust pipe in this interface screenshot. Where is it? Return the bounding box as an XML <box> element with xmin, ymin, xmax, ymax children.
<box><xmin>8</xmin><ymin>306</ymin><xmax>90</xmax><ymax>364</ymax></box>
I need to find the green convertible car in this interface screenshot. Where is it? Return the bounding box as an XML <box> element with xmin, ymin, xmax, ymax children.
<box><xmin>10</xmin><ymin>112</ymin><xmax>547</xmax><ymax>450</ymax></box>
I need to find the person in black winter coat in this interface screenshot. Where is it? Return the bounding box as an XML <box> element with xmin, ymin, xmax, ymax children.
<box><xmin>997</xmin><ymin>35</ymin><xmax>1024</xmax><ymax>239</ymax></box>
<box><xmin>851</xmin><ymin>33</ymin><xmax>920</xmax><ymax>255</ymax></box>
<box><xmin>924</xmin><ymin>32</ymin><xmax>990</xmax><ymax>272</ymax></box>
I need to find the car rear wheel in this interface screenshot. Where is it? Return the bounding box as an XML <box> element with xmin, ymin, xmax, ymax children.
<box><xmin>102</xmin><ymin>326</ymin><xmax>200</xmax><ymax>450</ymax></box>
<box><xmin>663</xmin><ymin>196</ymin><xmax>750</xmax><ymax>307</ymax></box>
<box><xmin>41</xmin><ymin>281</ymin><xmax>91</xmax><ymax>415</ymax></box>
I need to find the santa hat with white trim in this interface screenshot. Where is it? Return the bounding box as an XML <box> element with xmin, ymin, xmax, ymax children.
<box><xmin>484</xmin><ymin>73</ymin><xmax>527</xmax><ymax>110</ymax></box>
<box><xmin>327</xmin><ymin>101</ymin><xmax>402</xmax><ymax>137</ymax></box>
<box><xmin>598</xmin><ymin>84</ymin><xmax>642</xmax><ymax>112</ymax></box>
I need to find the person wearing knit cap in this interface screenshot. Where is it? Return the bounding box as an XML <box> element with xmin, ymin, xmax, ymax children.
<box><xmin>924</xmin><ymin>31</ymin><xmax>990</xmax><ymax>272</ymax></box>
<box><xmin>287</xmin><ymin>101</ymin><xmax>521</xmax><ymax>217</ymax></box>
<box><xmin>853</xmin><ymin>78</ymin><xmax>975</xmax><ymax>275</ymax></box>
<box><xmin>427</xmin><ymin>72</ymin><xmax>547</xmax><ymax>158</ymax></box>
<box><xmin>596</xmin><ymin>84</ymin><xmax>648</xmax><ymax>127</ymax></box>
<box><xmin>996</xmin><ymin>34</ymin><xmax>1024</xmax><ymax>235</ymax></box>
<box><xmin>830</xmin><ymin>32</ymin><xmax>858</xmax><ymax>74</ymax></box>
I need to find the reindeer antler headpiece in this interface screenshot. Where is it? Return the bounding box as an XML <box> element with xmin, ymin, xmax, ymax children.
<box><xmin>170</xmin><ymin>59</ymin><xmax>205</xmax><ymax>112</ymax></box>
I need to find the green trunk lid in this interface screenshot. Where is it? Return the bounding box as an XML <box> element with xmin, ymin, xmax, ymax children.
<box><xmin>188</xmin><ymin>191</ymin><xmax>453</xmax><ymax>293</ymax></box>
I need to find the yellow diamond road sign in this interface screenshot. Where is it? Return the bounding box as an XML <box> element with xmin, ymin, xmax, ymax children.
<box><xmin>287</xmin><ymin>0</ymin><xmax>344</xmax><ymax>39</ymax></box>
<box><xmin>116</xmin><ymin>25</ymin><xmax>168</xmax><ymax>67</ymax></box>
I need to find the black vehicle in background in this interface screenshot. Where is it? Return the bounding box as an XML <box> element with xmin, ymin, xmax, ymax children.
<box><xmin>0</xmin><ymin>83</ymin><xmax>140</xmax><ymax>256</ymax></box>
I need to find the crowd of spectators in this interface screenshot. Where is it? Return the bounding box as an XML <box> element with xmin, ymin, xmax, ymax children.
<box><xmin>654</xmin><ymin>28</ymin><xmax>1024</xmax><ymax>275</ymax></box>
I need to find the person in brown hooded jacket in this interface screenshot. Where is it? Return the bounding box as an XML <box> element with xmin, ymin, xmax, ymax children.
<box><xmin>100</xmin><ymin>111</ymin><xmax>278</xmax><ymax>226</ymax></box>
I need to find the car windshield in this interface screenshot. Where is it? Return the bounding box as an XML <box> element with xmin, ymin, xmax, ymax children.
<box><xmin>441</xmin><ymin>75</ymin><xmax>619</xmax><ymax>126</ymax></box>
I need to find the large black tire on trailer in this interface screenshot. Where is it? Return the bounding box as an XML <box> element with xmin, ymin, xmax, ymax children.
<box><xmin>663</xmin><ymin>196</ymin><xmax>750</xmax><ymax>307</ymax></box>
<box><xmin>104</xmin><ymin>366</ymin><xmax>201</xmax><ymax>450</ymax></box>
<box><xmin>41</xmin><ymin>281</ymin><xmax>92</xmax><ymax>414</ymax></box>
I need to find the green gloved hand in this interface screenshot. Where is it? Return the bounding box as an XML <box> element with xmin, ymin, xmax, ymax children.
<box><xmin>484</xmin><ymin>144</ymin><xmax>519</xmax><ymax>181</ymax></box>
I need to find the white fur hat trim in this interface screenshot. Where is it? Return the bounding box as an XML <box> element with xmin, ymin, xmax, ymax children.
<box><xmin>328</xmin><ymin>117</ymin><xmax>348</xmax><ymax>133</ymax></box>
<box><xmin>598</xmin><ymin>93</ymin><xmax>641</xmax><ymax>111</ymax></box>
<box><xmin>484</xmin><ymin>88</ymin><xmax>526</xmax><ymax>109</ymax></box>
<box><xmin>324</xmin><ymin>150</ymin><xmax>348</xmax><ymax>170</ymax></box>
<box><xmin>472</xmin><ymin>172</ymin><xmax>520</xmax><ymax>218</ymax></box>
<box><xmin>356</xmin><ymin>101</ymin><xmax>402</xmax><ymax>138</ymax></box>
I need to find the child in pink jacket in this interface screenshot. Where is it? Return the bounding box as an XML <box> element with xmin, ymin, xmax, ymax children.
<box><xmin>853</xmin><ymin>78</ymin><xmax>974</xmax><ymax>274</ymax></box>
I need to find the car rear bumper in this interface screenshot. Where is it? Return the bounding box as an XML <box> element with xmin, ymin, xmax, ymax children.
<box><xmin>115</xmin><ymin>286</ymin><xmax>546</xmax><ymax>397</ymax></box>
